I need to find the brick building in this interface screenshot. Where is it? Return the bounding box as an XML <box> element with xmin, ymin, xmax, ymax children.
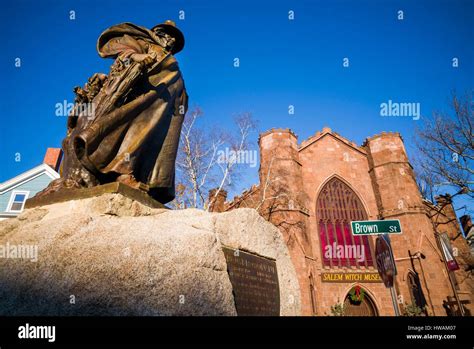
<box><xmin>209</xmin><ymin>127</ymin><xmax>473</xmax><ymax>316</ymax></box>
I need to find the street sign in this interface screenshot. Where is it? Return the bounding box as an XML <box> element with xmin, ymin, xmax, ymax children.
<box><xmin>375</xmin><ymin>235</ymin><xmax>397</xmax><ymax>288</ymax></box>
<box><xmin>351</xmin><ymin>219</ymin><xmax>402</xmax><ymax>235</ymax></box>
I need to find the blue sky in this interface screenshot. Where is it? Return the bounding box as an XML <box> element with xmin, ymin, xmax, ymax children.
<box><xmin>0</xmin><ymin>0</ymin><xmax>472</xmax><ymax>210</ymax></box>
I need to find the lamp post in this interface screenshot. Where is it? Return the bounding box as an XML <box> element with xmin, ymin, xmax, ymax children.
<box><xmin>429</xmin><ymin>187</ymin><xmax>468</xmax><ymax>316</ymax></box>
<box><xmin>408</xmin><ymin>250</ymin><xmax>429</xmax><ymax>315</ymax></box>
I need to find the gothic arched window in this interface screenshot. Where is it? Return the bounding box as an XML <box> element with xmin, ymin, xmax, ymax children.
<box><xmin>316</xmin><ymin>177</ymin><xmax>374</xmax><ymax>267</ymax></box>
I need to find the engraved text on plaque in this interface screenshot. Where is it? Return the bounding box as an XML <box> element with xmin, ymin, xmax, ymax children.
<box><xmin>222</xmin><ymin>247</ymin><xmax>280</xmax><ymax>316</ymax></box>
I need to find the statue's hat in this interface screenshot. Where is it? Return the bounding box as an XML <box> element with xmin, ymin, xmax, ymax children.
<box><xmin>152</xmin><ymin>20</ymin><xmax>185</xmax><ymax>54</ymax></box>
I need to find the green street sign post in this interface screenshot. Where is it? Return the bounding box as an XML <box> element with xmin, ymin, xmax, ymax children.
<box><xmin>351</xmin><ymin>220</ymin><xmax>402</xmax><ymax>235</ymax></box>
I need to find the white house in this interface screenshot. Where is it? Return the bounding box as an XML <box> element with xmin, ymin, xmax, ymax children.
<box><xmin>0</xmin><ymin>149</ymin><xmax>62</xmax><ymax>220</ymax></box>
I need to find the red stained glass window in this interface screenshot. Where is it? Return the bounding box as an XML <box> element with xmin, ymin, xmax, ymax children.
<box><xmin>319</xmin><ymin>220</ymin><xmax>329</xmax><ymax>265</ymax></box>
<box><xmin>316</xmin><ymin>177</ymin><xmax>374</xmax><ymax>268</ymax></box>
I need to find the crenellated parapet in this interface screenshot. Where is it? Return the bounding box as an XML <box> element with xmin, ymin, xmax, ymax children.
<box><xmin>299</xmin><ymin>126</ymin><xmax>365</xmax><ymax>154</ymax></box>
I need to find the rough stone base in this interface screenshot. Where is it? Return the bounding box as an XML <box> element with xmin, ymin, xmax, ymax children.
<box><xmin>0</xmin><ymin>193</ymin><xmax>301</xmax><ymax>316</ymax></box>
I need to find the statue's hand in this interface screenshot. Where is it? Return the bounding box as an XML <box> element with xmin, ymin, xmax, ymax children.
<box><xmin>130</xmin><ymin>52</ymin><xmax>157</xmax><ymax>67</ymax></box>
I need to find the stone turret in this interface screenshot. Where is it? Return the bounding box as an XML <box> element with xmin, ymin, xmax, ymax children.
<box><xmin>364</xmin><ymin>132</ymin><xmax>424</xmax><ymax>217</ymax></box>
<box><xmin>259</xmin><ymin>128</ymin><xmax>314</xmax><ymax>315</ymax></box>
<box><xmin>259</xmin><ymin>128</ymin><xmax>305</xmax><ymax>210</ymax></box>
<box><xmin>364</xmin><ymin>132</ymin><xmax>452</xmax><ymax>315</ymax></box>
<box><xmin>208</xmin><ymin>189</ymin><xmax>227</xmax><ymax>213</ymax></box>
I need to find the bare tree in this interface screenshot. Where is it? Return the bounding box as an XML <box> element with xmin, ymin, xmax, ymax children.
<box><xmin>415</xmin><ymin>91</ymin><xmax>473</xmax><ymax>201</ymax></box>
<box><xmin>173</xmin><ymin>108</ymin><xmax>257</xmax><ymax>209</ymax></box>
<box><xmin>414</xmin><ymin>165</ymin><xmax>437</xmax><ymax>203</ymax></box>
<box><xmin>169</xmin><ymin>183</ymin><xmax>187</xmax><ymax>209</ymax></box>
<box><xmin>175</xmin><ymin>107</ymin><xmax>224</xmax><ymax>208</ymax></box>
<box><xmin>255</xmin><ymin>151</ymin><xmax>290</xmax><ymax>214</ymax></box>
<box><xmin>253</xmin><ymin>150</ymin><xmax>311</xmax><ymax>256</ymax></box>
<box><xmin>208</xmin><ymin>113</ymin><xmax>258</xmax><ymax>210</ymax></box>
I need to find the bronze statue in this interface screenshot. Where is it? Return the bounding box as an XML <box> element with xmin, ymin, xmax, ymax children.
<box><xmin>37</xmin><ymin>20</ymin><xmax>188</xmax><ymax>204</ymax></box>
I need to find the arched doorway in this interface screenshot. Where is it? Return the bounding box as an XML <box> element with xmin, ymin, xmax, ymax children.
<box><xmin>343</xmin><ymin>287</ymin><xmax>379</xmax><ymax>316</ymax></box>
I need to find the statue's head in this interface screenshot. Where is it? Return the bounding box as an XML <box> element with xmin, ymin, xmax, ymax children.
<box><xmin>151</xmin><ymin>20</ymin><xmax>185</xmax><ymax>54</ymax></box>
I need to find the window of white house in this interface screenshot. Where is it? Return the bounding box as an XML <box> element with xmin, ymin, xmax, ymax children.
<box><xmin>7</xmin><ymin>191</ymin><xmax>29</xmax><ymax>212</ymax></box>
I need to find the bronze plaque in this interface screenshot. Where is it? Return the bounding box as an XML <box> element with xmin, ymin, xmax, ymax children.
<box><xmin>222</xmin><ymin>247</ymin><xmax>280</xmax><ymax>316</ymax></box>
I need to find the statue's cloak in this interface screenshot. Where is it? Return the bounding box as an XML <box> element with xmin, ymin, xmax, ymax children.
<box><xmin>65</xmin><ymin>23</ymin><xmax>188</xmax><ymax>203</ymax></box>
